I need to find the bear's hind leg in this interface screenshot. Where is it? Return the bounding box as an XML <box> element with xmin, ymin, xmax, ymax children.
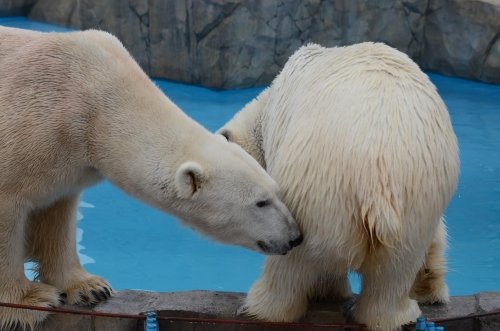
<box><xmin>0</xmin><ymin>199</ymin><xmax>63</xmax><ymax>329</ymax></box>
<box><xmin>410</xmin><ymin>218</ymin><xmax>449</xmax><ymax>304</ymax></box>
<box><xmin>26</xmin><ymin>194</ymin><xmax>113</xmax><ymax>307</ymax></box>
<box><xmin>243</xmin><ymin>249</ymin><xmax>318</xmax><ymax>322</ymax></box>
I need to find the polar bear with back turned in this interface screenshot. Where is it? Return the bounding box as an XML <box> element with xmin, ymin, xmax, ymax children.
<box><xmin>219</xmin><ymin>43</ymin><xmax>459</xmax><ymax>330</ymax></box>
<box><xmin>0</xmin><ymin>27</ymin><xmax>301</xmax><ymax>329</ymax></box>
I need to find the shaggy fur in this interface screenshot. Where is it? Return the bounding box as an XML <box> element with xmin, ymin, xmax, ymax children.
<box><xmin>219</xmin><ymin>43</ymin><xmax>459</xmax><ymax>331</ymax></box>
<box><xmin>0</xmin><ymin>27</ymin><xmax>301</xmax><ymax>329</ymax></box>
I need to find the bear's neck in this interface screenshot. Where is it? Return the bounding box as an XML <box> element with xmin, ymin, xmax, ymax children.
<box><xmin>239</xmin><ymin>89</ymin><xmax>269</xmax><ymax>169</ymax></box>
<box><xmin>87</xmin><ymin>77</ymin><xmax>210</xmax><ymax>209</ymax></box>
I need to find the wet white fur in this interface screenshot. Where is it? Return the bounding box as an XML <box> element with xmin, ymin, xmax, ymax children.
<box><xmin>0</xmin><ymin>27</ymin><xmax>300</xmax><ymax>329</ymax></box>
<box><xmin>219</xmin><ymin>43</ymin><xmax>459</xmax><ymax>331</ymax></box>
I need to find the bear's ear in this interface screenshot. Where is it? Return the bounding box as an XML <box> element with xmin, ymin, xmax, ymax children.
<box><xmin>218</xmin><ymin>129</ymin><xmax>232</xmax><ymax>142</ymax></box>
<box><xmin>175</xmin><ymin>161</ymin><xmax>205</xmax><ymax>198</ymax></box>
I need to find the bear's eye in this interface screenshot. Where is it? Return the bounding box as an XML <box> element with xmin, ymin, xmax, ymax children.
<box><xmin>256</xmin><ymin>199</ymin><xmax>271</xmax><ymax>208</ymax></box>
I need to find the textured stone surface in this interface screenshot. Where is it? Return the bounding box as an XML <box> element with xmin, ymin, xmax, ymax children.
<box><xmin>477</xmin><ymin>292</ymin><xmax>500</xmax><ymax>331</ymax></box>
<box><xmin>422</xmin><ymin>0</ymin><xmax>500</xmax><ymax>84</ymax></box>
<box><xmin>0</xmin><ymin>0</ymin><xmax>36</xmax><ymax>16</ymax></box>
<box><xmin>421</xmin><ymin>295</ymin><xmax>478</xmax><ymax>331</ymax></box>
<box><xmin>148</xmin><ymin>0</ymin><xmax>426</xmax><ymax>88</ymax></box>
<box><xmin>28</xmin><ymin>0</ymin><xmax>150</xmax><ymax>73</ymax></box>
<box><xmin>4</xmin><ymin>0</ymin><xmax>493</xmax><ymax>88</ymax></box>
<box><xmin>17</xmin><ymin>290</ymin><xmax>499</xmax><ymax>331</ymax></box>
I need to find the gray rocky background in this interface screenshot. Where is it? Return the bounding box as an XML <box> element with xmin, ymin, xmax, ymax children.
<box><xmin>0</xmin><ymin>0</ymin><xmax>34</xmax><ymax>16</ymax></box>
<box><xmin>0</xmin><ymin>0</ymin><xmax>499</xmax><ymax>88</ymax></box>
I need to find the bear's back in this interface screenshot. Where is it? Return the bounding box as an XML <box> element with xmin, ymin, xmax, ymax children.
<box><xmin>263</xmin><ymin>43</ymin><xmax>454</xmax><ymax>158</ymax></box>
<box><xmin>0</xmin><ymin>28</ymin><xmax>146</xmax><ymax>203</ymax></box>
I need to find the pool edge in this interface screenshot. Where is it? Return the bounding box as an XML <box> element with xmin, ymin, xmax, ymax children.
<box><xmin>21</xmin><ymin>290</ymin><xmax>500</xmax><ymax>331</ymax></box>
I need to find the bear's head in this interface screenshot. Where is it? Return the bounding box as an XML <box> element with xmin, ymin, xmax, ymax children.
<box><xmin>172</xmin><ymin>135</ymin><xmax>302</xmax><ymax>255</ymax></box>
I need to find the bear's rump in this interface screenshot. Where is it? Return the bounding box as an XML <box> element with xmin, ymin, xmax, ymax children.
<box><xmin>263</xmin><ymin>79</ymin><xmax>457</xmax><ymax>268</ymax></box>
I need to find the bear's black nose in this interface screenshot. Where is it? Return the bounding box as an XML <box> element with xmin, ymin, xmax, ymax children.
<box><xmin>257</xmin><ymin>240</ymin><xmax>269</xmax><ymax>251</ymax></box>
<box><xmin>289</xmin><ymin>234</ymin><xmax>303</xmax><ymax>248</ymax></box>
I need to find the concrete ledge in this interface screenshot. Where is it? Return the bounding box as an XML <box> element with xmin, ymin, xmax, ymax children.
<box><xmin>23</xmin><ymin>290</ymin><xmax>500</xmax><ymax>331</ymax></box>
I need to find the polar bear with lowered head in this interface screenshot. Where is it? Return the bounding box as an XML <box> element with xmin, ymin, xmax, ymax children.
<box><xmin>218</xmin><ymin>43</ymin><xmax>459</xmax><ymax>330</ymax></box>
<box><xmin>0</xmin><ymin>27</ymin><xmax>302</xmax><ymax>329</ymax></box>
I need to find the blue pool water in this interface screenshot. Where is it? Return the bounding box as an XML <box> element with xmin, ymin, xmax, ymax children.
<box><xmin>2</xmin><ymin>17</ymin><xmax>500</xmax><ymax>295</ymax></box>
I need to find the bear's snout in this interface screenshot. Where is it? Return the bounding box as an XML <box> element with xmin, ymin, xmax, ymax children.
<box><xmin>256</xmin><ymin>240</ymin><xmax>289</xmax><ymax>255</ymax></box>
<box><xmin>257</xmin><ymin>233</ymin><xmax>303</xmax><ymax>255</ymax></box>
<box><xmin>289</xmin><ymin>233</ymin><xmax>303</xmax><ymax>248</ymax></box>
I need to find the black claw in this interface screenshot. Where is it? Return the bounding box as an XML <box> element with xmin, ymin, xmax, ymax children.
<box><xmin>80</xmin><ymin>292</ymin><xmax>89</xmax><ymax>303</ymax></box>
<box><xmin>98</xmin><ymin>290</ymin><xmax>108</xmax><ymax>301</ymax></box>
<box><xmin>59</xmin><ymin>292</ymin><xmax>67</xmax><ymax>305</ymax></box>
<box><xmin>91</xmin><ymin>290</ymin><xmax>100</xmax><ymax>301</ymax></box>
<box><xmin>104</xmin><ymin>287</ymin><xmax>111</xmax><ymax>297</ymax></box>
<box><xmin>49</xmin><ymin>304</ymin><xmax>56</xmax><ymax>309</ymax></box>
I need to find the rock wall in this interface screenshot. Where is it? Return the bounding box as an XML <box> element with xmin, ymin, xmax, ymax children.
<box><xmin>1</xmin><ymin>0</ymin><xmax>500</xmax><ymax>88</ymax></box>
<box><xmin>0</xmin><ymin>0</ymin><xmax>35</xmax><ymax>16</ymax></box>
<box><xmin>422</xmin><ymin>0</ymin><xmax>500</xmax><ymax>83</ymax></box>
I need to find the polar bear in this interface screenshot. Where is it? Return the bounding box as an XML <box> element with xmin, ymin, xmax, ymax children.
<box><xmin>218</xmin><ymin>43</ymin><xmax>459</xmax><ymax>330</ymax></box>
<box><xmin>0</xmin><ymin>27</ymin><xmax>302</xmax><ymax>329</ymax></box>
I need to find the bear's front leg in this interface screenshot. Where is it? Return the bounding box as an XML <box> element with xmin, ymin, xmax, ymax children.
<box><xmin>355</xmin><ymin>246</ymin><xmax>423</xmax><ymax>331</ymax></box>
<box><xmin>26</xmin><ymin>194</ymin><xmax>113</xmax><ymax>306</ymax></box>
<box><xmin>243</xmin><ymin>249</ymin><xmax>318</xmax><ymax>322</ymax></box>
<box><xmin>0</xmin><ymin>199</ymin><xmax>63</xmax><ymax>329</ymax></box>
